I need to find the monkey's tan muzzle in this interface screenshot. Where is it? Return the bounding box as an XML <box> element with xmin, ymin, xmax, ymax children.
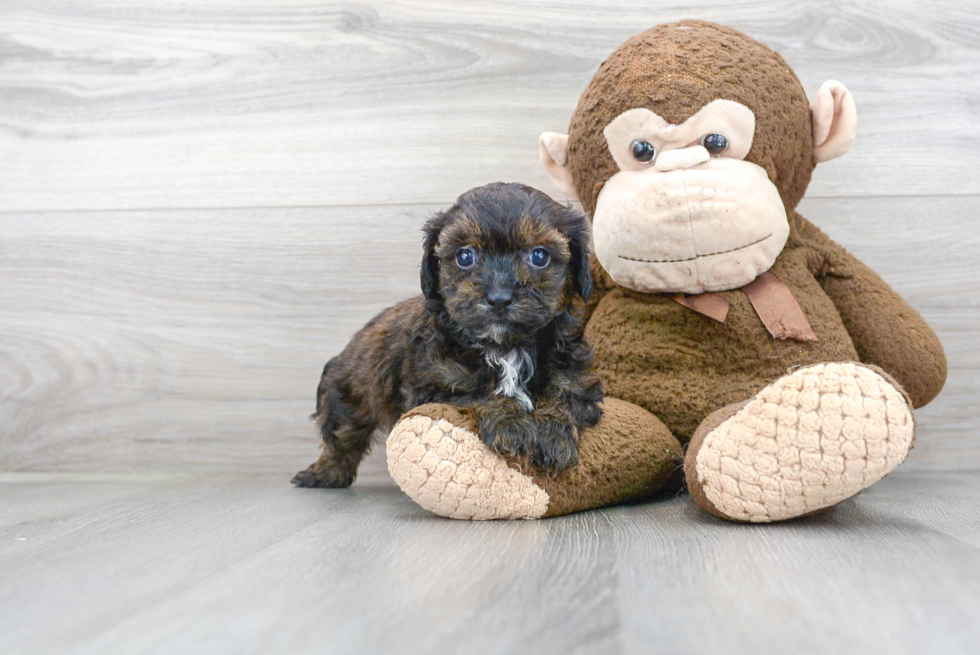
<box><xmin>592</xmin><ymin>158</ymin><xmax>789</xmax><ymax>295</ymax></box>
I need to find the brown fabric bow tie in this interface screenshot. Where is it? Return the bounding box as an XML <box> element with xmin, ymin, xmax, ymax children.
<box><xmin>671</xmin><ymin>271</ymin><xmax>819</xmax><ymax>342</ymax></box>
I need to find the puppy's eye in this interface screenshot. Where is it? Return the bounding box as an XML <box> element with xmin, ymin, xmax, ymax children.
<box><xmin>630</xmin><ymin>140</ymin><xmax>656</xmax><ymax>164</ymax></box>
<box><xmin>701</xmin><ymin>133</ymin><xmax>729</xmax><ymax>155</ymax></box>
<box><xmin>529</xmin><ymin>247</ymin><xmax>551</xmax><ymax>268</ymax></box>
<box><xmin>455</xmin><ymin>247</ymin><xmax>476</xmax><ymax>269</ymax></box>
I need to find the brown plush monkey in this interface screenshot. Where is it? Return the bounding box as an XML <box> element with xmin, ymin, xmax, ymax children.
<box><xmin>385</xmin><ymin>20</ymin><xmax>946</xmax><ymax>522</ymax></box>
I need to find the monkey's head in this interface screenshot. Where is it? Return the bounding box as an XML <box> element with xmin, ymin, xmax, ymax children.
<box><xmin>539</xmin><ymin>20</ymin><xmax>856</xmax><ymax>295</ymax></box>
<box><xmin>421</xmin><ymin>182</ymin><xmax>593</xmax><ymax>348</ymax></box>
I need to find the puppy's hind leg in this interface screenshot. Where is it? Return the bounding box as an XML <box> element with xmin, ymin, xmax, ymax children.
<box><xmin>291</xmin><ymin>386</ymin><xmax>376</xmax><ymax>488</ymax></box>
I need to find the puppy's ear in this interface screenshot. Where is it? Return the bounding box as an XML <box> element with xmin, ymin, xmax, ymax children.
<box><xmin>560</xmin><ymin>207</ymin><xmax>593</xmax><ymax>302</ymax></box>
<box><xmin>421</xmin><ymin>210</ymin><xmax>449</xmax><ymax>300</ymax></box>
<box><xmin>571</xmin><ymin>239</ymin><xmax>593</xmax><ymax>302</ymax></box>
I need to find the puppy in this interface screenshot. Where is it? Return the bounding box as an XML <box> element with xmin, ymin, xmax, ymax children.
<box><xmin>291</xmin><ymin>182</ymin><xmax>602</xmax><ymax>488</ymax></box>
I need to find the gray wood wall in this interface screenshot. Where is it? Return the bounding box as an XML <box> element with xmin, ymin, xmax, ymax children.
<box><xmin>2</xmin><ymin>0</ymin><xmax>978</xmax><ymax>473</ymax></box>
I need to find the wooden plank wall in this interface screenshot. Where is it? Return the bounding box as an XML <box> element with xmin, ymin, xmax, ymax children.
<box><xmin>2</xmin><ymin>0</ymin><xmax>978</xmax><ymax>473</ymax></box>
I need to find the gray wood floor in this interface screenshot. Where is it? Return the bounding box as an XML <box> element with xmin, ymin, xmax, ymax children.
<box><xmin>2</xmin><ymin>467</ymin><xmax>979</xmax><ymax>654</ymax></box>
<box><xmin>2</xmin><ymin>1</ymin><xmax>980</xmax><ymax>653</ymax></box>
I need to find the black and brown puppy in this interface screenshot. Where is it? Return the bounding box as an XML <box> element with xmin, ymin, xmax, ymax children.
<box><xmin>292</xmin><ymin>182</ymin><xmax>602</xmax><ymax>489</ymax></box>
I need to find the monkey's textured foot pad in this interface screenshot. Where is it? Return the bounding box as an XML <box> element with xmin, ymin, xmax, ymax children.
<box><xmin>686</xmin><ymin>362</ymin><xmax>915</xmax><ymax>523</ymax></box>
<box><xmin>386</xmin><ymin>414</ymin><xmax>550</xmax><ymax>520</ymax></box>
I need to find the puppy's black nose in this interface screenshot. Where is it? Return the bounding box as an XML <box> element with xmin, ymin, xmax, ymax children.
<box><xmin>487</xmin><ymin>287</ymin><xmax>514</xmax><ymax>310</ymax></box>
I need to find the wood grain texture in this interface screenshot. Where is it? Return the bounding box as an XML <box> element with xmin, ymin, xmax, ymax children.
<box><xmin>2</xmin><ymin>195</ymin><xmax>977</xmax><ymax>472</ymax></box>
<box><xmin>1</xmin><ymin>471</ymin><xmax>978</xmax><ymax>654</ymax></box>
<box><xmin>1</xmin><ymin>0</ymin><xmax>979</xmax><ymax>211</ymax></box>
<box><xmin>0</xmin><ymin>206</ymin><xmax>426</xmax><ymax>472</ymax></box>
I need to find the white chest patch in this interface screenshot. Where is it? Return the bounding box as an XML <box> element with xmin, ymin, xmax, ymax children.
<box><xmin>485</xmin><ymin>348</ymin><xmax>535</xmax><ymax>412</ymax></box>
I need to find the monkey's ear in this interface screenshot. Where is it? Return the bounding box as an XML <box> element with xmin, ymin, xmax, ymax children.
<box><xmin>810</xmin><ymin>80</ymin><xmax>857</xmax><ymax>163</ymax></box>
<box><xmin>539</xmin><ymin>132</ymin><xmax>580</xmax><ymax>201</ymax></box>
<box><xmin>420</xmin><ymin>211</ymin><xmax>447</xmax><ymax>300</ymax></box>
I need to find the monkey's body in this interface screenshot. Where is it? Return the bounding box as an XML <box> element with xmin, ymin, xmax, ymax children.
<box><xmin>588</xmin><ymin>210</ymin><xmax>943</xmax><ymax>442</ymax></box>
<box><xmin>589</xmin><ymin>261</ymin><xmax>857</xmax><ymax>441</ymax></box>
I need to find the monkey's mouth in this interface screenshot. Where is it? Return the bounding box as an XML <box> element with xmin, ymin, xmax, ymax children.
<box><xmin>617</xmin><ymin>233</ymin><xmax>772</xmax><ymax>264</ymax></box>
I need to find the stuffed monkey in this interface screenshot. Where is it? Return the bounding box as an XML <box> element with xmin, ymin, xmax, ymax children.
<box><xmin>385</xmin><ymin>20</ymin><xmax>946</xmax><ymax>522</ymax></box>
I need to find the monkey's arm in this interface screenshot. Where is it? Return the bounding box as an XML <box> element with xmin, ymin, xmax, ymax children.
<box><xmin>795</xmin><ymin>215</ymin><xmax>947</xmax><ymax>408</ymax></box>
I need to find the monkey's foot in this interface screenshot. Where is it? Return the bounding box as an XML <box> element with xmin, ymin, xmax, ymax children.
<box><xmin>386</xmin><ymin>407</ymin><xmax>549</xmax><ymax>519</ymax></box>
<box><xmin>685</xmin><ymin>362</ymin><xmax>915</xmax><ymax>523</ymax></box>
<box><xmin>387</xmin><ymin>399</ymin><xmax>682</xmax><ymax>520</ymax></box>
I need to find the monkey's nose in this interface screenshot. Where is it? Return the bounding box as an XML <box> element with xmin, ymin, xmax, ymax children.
<box><xmin>654</xmin><ymin>145</ymin><xmax>710</xmax><ymax>172</ymax></box>
<box><xmin>487</xmin><ymin>287</ymin><xmax>514</xmax><ymax>310</ymax></box>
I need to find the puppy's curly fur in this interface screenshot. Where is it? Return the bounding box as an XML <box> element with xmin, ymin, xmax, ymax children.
<box><xmin>292</xmin><ymin>182</ymin><xmax>602</xmax><ymax>488</ymax></box>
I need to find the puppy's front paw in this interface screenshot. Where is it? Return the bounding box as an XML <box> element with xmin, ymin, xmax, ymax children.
<box><xmin>569</xmin><ymin>399</ymin><xmax>602</xmax><ymax>428</ymax></box>
<box><xmin>290</xmin><ymin>463</ymin><xmax>355</xmax><ymax>488</ymax></box>
<box><xmin>530</xmin><ymin>417</ymin><xmax>579</xmax><ymax>475</ymax></box>
<box><xmin>478</xmin><ymin>408</ymin><xmax>580</xmax><ymax>475</ymax></box>
<box><xmin>478</xmin><ymin>412</ymin><xmax>536</xmax><ymax>459</ymax></box>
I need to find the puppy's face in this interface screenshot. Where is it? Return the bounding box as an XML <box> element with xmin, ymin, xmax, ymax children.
<box><xmin>421</xmin><ymin>183</ymin><xmax>593</xmax><ymax>347</ymax></box>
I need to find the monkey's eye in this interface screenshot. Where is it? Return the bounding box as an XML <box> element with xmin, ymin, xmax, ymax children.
<box><xmin>455</xmin><ymin>247</ymin><xmax>476</xmax><ymax>269</ymax></box>
<box><xmin>529</xmin><ymin>247</ymin><xmax>551</xmax><ymax>268</ymax></box>
<box><xmin>702</xmin><ymin>133</ymin><xmax>729</xmax><ymax>155</ymax></box>
<box><xmin>630</xmin><ymin>140</ymin><xmax>656</xmax><ymax>164</ymax></box>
